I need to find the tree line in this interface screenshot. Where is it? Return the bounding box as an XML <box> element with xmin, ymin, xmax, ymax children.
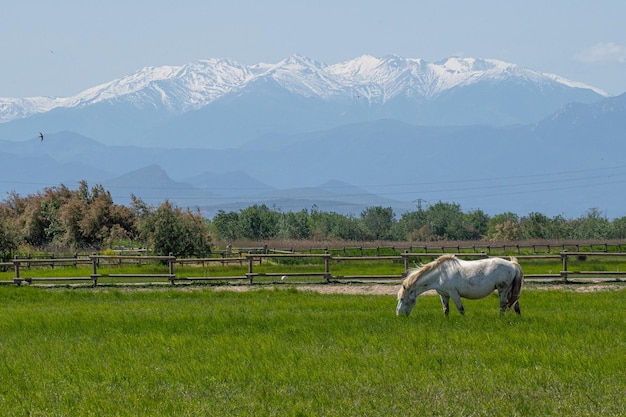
<box><xmin>2</xmin><ymin>181</ymin><xmax>626</xmax><ymax>260</ymax></box>
<box><xmin>213</xmin><ymin>203</ymin><xmax>626</xmax><ymax>242</ymax></box>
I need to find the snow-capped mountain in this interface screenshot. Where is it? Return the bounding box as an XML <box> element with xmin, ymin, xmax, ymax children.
<box><xmin>0</xmin><ymin>55</ymin><xmax>607</xmax><ymax>148</ymax></box>
<box><xmin>0</xmin><ymin>58</ymin><xmax>253</xmax><ymax>120</ymax></box>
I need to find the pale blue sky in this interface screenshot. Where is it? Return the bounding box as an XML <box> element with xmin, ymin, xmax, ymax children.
<box><xmin>2</xmin><ymin>0</ymin><xmax>625</xmax><ymax>97</ymax></box>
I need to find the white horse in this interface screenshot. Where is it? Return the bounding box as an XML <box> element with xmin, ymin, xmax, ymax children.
<box><xmin>396</xmin><ymin>254</ymin><xmax>523</xmax><ymax>316</ymax></box>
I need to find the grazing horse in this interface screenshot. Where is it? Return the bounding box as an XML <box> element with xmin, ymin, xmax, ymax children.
<box><xmin>396</xmin><ymin>255</ymin><xmax>523</xmax><ymax>316</ymax></box>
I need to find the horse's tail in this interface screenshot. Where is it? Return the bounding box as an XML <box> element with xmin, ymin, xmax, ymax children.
<box><xmin>508</xmin><ymin>257</ymin><xmax>524</xmax><ymax>313</ymax></box>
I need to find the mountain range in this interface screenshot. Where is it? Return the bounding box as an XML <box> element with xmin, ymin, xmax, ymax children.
<box><xmin>0</xmin><ymin>55</ymin><xmax>605</xmax><ymax>148</ymax></box>
<box><xmin>0</xmin><ymin>55</ymin><xmax>624</xmax><ymax>218</ymax></box>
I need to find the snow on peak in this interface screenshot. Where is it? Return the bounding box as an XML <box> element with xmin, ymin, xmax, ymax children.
<box><xmin>69</xmin><ymin>65</ymin><xmax>182</xmax><ymax>105</ymax></box>
<box><xmin>0</xmin><ymin>54</ymin><xmax>607</xmax><ymax>123</ymax></box>
<box><xmin>256</xmin><ymin>54</ymin><xmax>342</xmax><ymax>97</ymax></box>
<box><xmin>542</xmin><ymin>72</ymin><xmax>607</xmax><ymax>96</ymax></box>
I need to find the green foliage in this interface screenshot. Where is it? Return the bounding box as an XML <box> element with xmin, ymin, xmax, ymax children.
<box><xmin>0</xmin><ymin>287</ymin><xmax>624</xmax><ymax>416</ymax></box>
<box><xmin>392</xmin><ymin>203</ymin><xmax>488</xmax><ymax>241</ymax></box>
<box><xmin>238</xmin><ymin>204</ymin><xmax>280</xmax><ymax>239</ymax></box>
<box><xmin>486</xmin><ymin>212</ymin><xmax>521</xmax><ymax>240</ymax></box>
<box><xmin>212</xmin><ymin>210</ymin><xmax>240</xmax><ymax>240</ymax></box>
<box><xmin>394</xmin><ymin>209</ymin><xmax>427</xmax><ymax>240</ymax></box>
<box><xmin>360</xmin><ymin>206</ymin><xmax>395</xmax><ymax>240</ymax></box>
<box><xmin>278</xmin><ymin>209</ymin><xmax>310</xmax><ymax>239</ymax></box>
<box><xmin>520</xmin><ymin>212</ymin><xmax>558</xmax><ymax>239</ymax></box>
<box><xmin>0</xmin><ymin>200</ymin><xmax>20</xmax><ymax>260</ymax></box>
<box><xmin>137</xmin><ymin>200</ymin><xmax>211</xmax><ymax>257</ymax></box>
<box><xmin>309</xmin><ymin>207</ymin><xmax>363</xmax><ymax>240</ymax></box>
<box><xmin>569</xmin><ymin>208</ymin><xmax>611</xmax><ymax>239</ymax></box>
<box><xmin>611</xmin><ymin>216</ymin><xmax>626</xmax><ymax>239</ymax></box>
<box><xmin>426</xmin><ymin>201</ymin><xmax>465</xmax><ymax>238</ymax></box>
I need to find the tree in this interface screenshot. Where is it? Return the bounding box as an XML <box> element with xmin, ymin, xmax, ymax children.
<box><xmin>137</xmin><ymin>200</ymin><xmax>211</xmax><ymax>257</ymax></box>
<box><xmin>360</xmin><ymin>206</ymin><xmax>395</xmax><ymax>240</ymax></box>
<box><xmin>309</xmin><ymin>207</ymin><xmax>362</xmax><ymax>240</ymax></box>
<box><xmin>610</xmin><ymin>216</ymin><xmax>626</xmax><ymax>239</ymax></box>
<box><xmin>486</xmin><ymin>212</ymin><xmax>520</xmax><ymax>240</ymax></box>
<box><xmin>58</xmin><ymin>198</ymin><xmax>88</xmax><ymax>247</ymax></box>
<box><xmin>462</xmin><ymin>209</ymin><xmax>489</xmax><ymax>240</ymax></box>
<box><xmin>212</xmin><ymin>210</ymin><xmax>240</xmax><ymax>240</ymax></box>
<box><xmin>278</xmin><ymin>210</ymin><xmax>310</xmax><ymax>239</ymax></box>
<box><xmin>570</xmin><ymin>208</ymin><xmax>610</xmax><ymax>239</ymax></box>
<box><xmin>392</xmin><ymin>210</ymin><xmax>427</xmax><ymax>241</ymax></box>
<box><xmin>520</xmin><ymin>212</ymin><xmax>558</xmax><ymax>239</ymax></box>
<box><xmin>0</xmin><ymin>210</ymin><xmax>19</xmax><ymax>261</ymax></box>
<box><xmin>43</xmin><ymin>182</ymin><xmax>137</xmax><ymax>249</ymax></box>
<box><xmin>238</xmin><ymin>205</ymin><xmax>279</xmax><ymax>240</ymax></box>
<box><xmin>424</xmin><ymin>202</ymin><xmax>466</xmax><ymax>240</ymax></box>
<box><xmin>18</xmin><ymin>186</ymin><xmax>72</xmax><ymax>247</ymax></box>
<box><xmin>330</xmin><ymin>213</ymin><xmax>363</xmax><ymax>241</ymax></box>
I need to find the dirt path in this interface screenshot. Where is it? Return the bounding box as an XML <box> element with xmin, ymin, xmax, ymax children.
<box><xmin>209</xmin><ymin>281</ymin><xmax>626</xmax><ymax>295</ymax></box>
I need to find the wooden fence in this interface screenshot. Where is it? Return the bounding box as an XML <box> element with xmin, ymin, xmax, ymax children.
<box><xmin>266</xmin><ymin>242</ymin><xmax>626</xmax><ymax>256</ymax></box>
<box><xmin>2</xmin><ymin>252</ymin><xmax>626</xmax><ymax>287</ymax></box>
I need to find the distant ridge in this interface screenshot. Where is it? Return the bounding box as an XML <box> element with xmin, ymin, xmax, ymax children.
<box><xmin>103</xmin><ymin>165</ymin><xmax>209</xmax><ymax>206</ymax></box>
<box><xmin>184</xmin><ymin>170</ymin><xmax>274</xmax><ymax>197</ymax></box>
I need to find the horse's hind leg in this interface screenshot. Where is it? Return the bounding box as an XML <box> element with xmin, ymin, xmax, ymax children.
<box><xmin>499</xmin><ymin>289</ymin><xmax>521</xmax><ymax>315</ymax></box>
<box><xmin>513</xmin><ymin>301</ymin><xmax>521</xmax><ymax>315</ymax></box>
<box><xmin>498</xmin><ymin>290</ymin><xmax>509</xmax><ymax>315</ymax></box>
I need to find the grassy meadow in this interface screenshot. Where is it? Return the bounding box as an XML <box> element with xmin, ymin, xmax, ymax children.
<box><xmin>0</xmin><ymin>285</ymin><xmax>625</xmax><ymax>416</ymax></box>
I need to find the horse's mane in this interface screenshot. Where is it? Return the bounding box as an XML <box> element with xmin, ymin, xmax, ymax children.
<box><xmin>402</xmin><ymin>254</ymin><xmax>457</xmax><ymax>288</ymax></box>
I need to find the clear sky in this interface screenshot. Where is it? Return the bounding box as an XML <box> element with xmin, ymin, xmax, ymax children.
<box><xmin>2</xmin><ymin>0</ymin><xmax>625</xmax><ymax>98</ymax></box>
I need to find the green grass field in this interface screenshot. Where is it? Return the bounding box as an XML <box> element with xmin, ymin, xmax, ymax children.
<box><xmin>0</xmin><ymin>286</ymin><xmax>625</xmax><ymax>416</ymax></box>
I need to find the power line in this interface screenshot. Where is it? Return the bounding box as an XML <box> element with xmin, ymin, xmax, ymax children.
<box><xmin>3</xmin><ymin>164</ymin><xmax>626</xmax><ymax>203</ymax></box>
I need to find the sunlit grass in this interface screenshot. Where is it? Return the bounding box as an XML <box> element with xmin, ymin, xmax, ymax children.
<box><xmin>0</xmin><ymin>287</ymin><xmax>624</xmax><ymax>416</ymax></box>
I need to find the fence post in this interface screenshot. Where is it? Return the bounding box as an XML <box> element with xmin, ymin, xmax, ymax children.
<box><xmin>169</xmin><ymin>254</ymin><xmax>176</xmax><ymax>285</ymax></box>
<box><xmin>403</xmin><ymin>251</ymin><xmax>409</xmax><ymax>276</ymax></box>
<box><xmin>324</xmin><ymin>252</ymin><xmax>331</xmax><ymax>282</ymax></box>
<box><xmin>13</xmin><ymin>260</ymin><xmax>21</xmax><ymax>285</ymax></box>
<box><xmin>90</xmin><ymin>255</ymin><xmax>99</xmax><ymax>287</ymax></box>
<box><xmin>247</xmin><ymin>255</ymin><xmax>254</xmax><ymax>285</ymax></box>
<box><xmin>561</xmin><ymin>251</ymin><xmax>568</xmax><ymax>283</ymax></box>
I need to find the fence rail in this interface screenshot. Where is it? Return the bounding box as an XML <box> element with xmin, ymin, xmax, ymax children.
<box><xmin>267</xmin><ymin>242</ymin><xmax>626</xmax><ymax>256</ymax></box>
<box><xmin>2</xmin><ymin>251</ymin><xmax>626</xmax><ymax>287</ymax></box>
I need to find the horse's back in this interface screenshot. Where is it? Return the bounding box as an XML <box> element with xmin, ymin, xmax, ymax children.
<box><xmin>449</xmin><ymin>257</ymin><xmax>517</xmax><ymax>298</ymax></box>
<box><xmin>458</xmin><ymin>257</ymin><xmax>516</xmax><ymax>278</ymax></box>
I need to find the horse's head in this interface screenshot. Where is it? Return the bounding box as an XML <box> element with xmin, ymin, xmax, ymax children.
<box><xmin>396</xmin><ymin>284</ymin><xmax>417</xmax><ymax>316</ymax></box>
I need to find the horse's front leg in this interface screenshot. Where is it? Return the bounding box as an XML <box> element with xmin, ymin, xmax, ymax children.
<box><xmin>449</xmin><ymin>291</ymin><xmax>465</xmax><ymax>315</ymax></box>
<box><xmin>439</xmin><ymin>294</ymin><xmax>450</xmax><ymax>317</ymax></box>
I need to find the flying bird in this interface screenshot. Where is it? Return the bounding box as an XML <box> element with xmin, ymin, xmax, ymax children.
<box><xmin>39</xmin><ymin>132</ymin><xmax>44</xmax><ymax>141</ymax></box>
